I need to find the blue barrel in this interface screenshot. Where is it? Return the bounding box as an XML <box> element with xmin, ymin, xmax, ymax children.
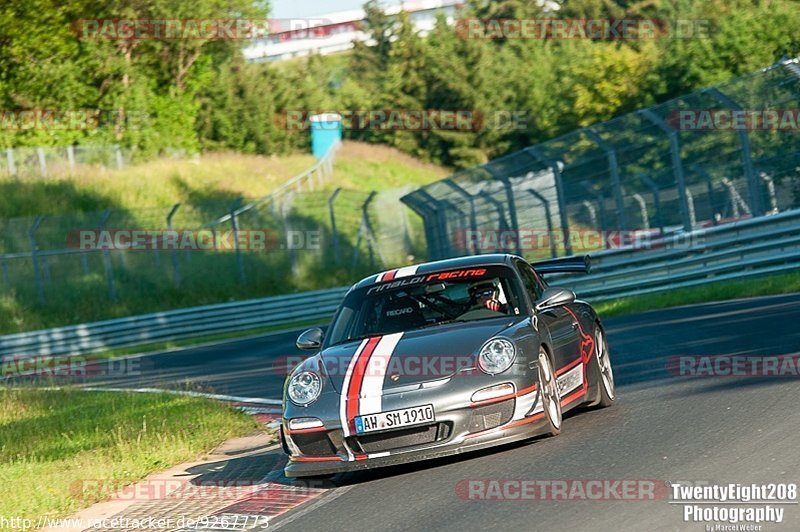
<box><xmin>310</xmin><ymin>113</ymin><xmax>342</xmax><ymax>159</ymax></box>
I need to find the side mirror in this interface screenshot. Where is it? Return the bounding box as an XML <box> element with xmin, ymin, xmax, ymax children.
<box><xmin>296</xmin><ymin>327</ymin><xmax>324</xmax><ymax>350</ymax></box>
<box><xmin>535</xmin><ymin>287</ymin><xmax>576</xmax><ymax>312</ymax></box>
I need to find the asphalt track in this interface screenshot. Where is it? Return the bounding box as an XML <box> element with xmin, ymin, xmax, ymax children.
<box><xmin>43</xmin><ymin>292</ymin><xmax>800</xmax><ymax>530</ymax></box>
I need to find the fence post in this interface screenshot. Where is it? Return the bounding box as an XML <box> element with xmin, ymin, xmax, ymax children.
<box><xmin>760</xmin><ymin>173</ymin><xmax>779</xmax><ymax>213</ymax></box>
<box><xmin>639</xmin><ymin>109</ymin><xmax>693</xmax><ymax>232</ymax></box>
<box><xmin>527</xmin><ymin>189</ymin><xmax>557</xmax><ymax>258</ymax></box>
<box><xmin>484</xmin><ymin>167</ymin><xmax>522</xmax><ymax>255</ymax></box>
<box><xmin>67</xmin><ymin>146</ymin><xmax>76</xmax><ymax>171</ymax></box>
<box><xmin>37</xmin><ymin>148</ymin><xmax>47</xmax><ymax>176</ymax></box>
<box><xmin>230</xmin><ymin>198</ymin><xmax>246</xmax><ymax>285</ymax></box>
<box><xmin>524</xmin><ymin>147</ymin><xmax>572</xmax><ymax>255</ymax></box>
<box><xmin>167</xmin><ymin>203</ymin><xmax>182</xmax><ymax>288</ymax></box>
<box><xmin>584</xmin><ymin>128</ymin><xmax>628</xmax><ymax>231</ymax></box>
<box><xmin>114</xmin><ymin>145</ymin><xmax>124</xmax><ymax>170</ymax></box>
<box><xmin>28</xmin><ymin>216</ymin><xmax>45</xmax><ymax>304</ymax></box>
<box><xmin>6</xmin><ymin>148</ymin><xmax>16</xmax><ymax>176</ymax></box>
<box><xmin>632</xmin><ymin>193</ymin><xmax>650</xmax><ymax>230</ymax></box>
<box><xmin>99</xmin><ymin>209</ymin><xmax>117</xmax><ymax>302</ymax></box>
<box><xmin>1</xmin><ymin>258</ymin><xmax>9</xmax><ymax>290</ymax></box>
<box><xmin>442</xmin><ymin>179</ymin><xmax>480</xmax><ymax>255</ymax></box>
<box><xmin>705</xmin><ymin>88</ymin><xmax>763</xmax><ymax>217</ymax></box>
<box><xmin>638</xmin><ymin>174</ymin><xmax>665</xmax><ymax>235</ymax></box>
<box><xmin>691</xmin><ymin>164</ymin><xmax>718</xmax><ymax>226</ymax></box>
<box><xmin>581</xmin><ymin>181</ymin><xmax>608</xmax><ymax>248</ymax></box>
<box><xmin>328</xmin><ymin>188</ymin><xmax>342</xmax><ymax>263</ymax></box>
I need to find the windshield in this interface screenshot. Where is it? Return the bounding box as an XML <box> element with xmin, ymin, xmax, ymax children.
<box><xmin>326</xmin><ymin>265</ymin><xmax>524</xmax><ymax>346</ymax></box>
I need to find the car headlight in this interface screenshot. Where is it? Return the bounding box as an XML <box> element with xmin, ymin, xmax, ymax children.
<box><xmin>478</xmin><ymin>338</ymin><xmax>516</xmax><ymax>375</ymax></box>
<box><xmin>288</xmin><ymin>371</ymin><xmax>322</xmax><ymax>406</ymax></box>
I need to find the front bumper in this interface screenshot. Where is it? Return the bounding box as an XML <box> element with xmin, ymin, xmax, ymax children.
<box><xmin>283</xmin><ymin>381</ymin><xmax>547</xmax><ymax>477</ymax></box>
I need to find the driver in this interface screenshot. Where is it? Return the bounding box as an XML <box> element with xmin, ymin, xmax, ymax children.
<box><xmin>468</xmin><ymin>281</ymin><xmax>506</xmax><ymax>313</ymax></box>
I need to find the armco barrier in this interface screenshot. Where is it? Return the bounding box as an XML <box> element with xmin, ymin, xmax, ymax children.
<box><xmin>553</xmin><ymin>209</ymin><xmax>800</xmax><ymax>301</ymax></box>
<box><xmin>0</xmin><ymin>287</ymin><xmax>349</xmax><ymax>359</ymax></box>
<box><xmin>2</xmin><ymin>210</ymin><xmax>798</xmax><ymax>359</ymax></box>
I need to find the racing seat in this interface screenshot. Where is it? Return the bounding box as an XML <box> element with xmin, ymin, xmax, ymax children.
<box><xmin>378</xmin><ymin>297</ymin><xmax>427</xmax><ymax>334</ymax></box>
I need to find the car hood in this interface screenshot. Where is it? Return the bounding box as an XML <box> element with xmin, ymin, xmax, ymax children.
<box><xmin>322</xmin><ymin>317</ymin><xmax>524</xmax><ymax>393</ymax></box>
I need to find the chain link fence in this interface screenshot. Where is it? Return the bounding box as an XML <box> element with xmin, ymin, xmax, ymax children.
<box><xmin>0</xmin><ymin>145</ymin><xmax>421</xmax><ymax>329</ymax></box>
<box><xmin>402</xmin><ymin>57</ymin><xmax>800</xmax><ymax>261</ymax></box>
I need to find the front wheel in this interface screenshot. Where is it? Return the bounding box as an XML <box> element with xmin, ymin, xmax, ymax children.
<box><xmin>592</xmin><ymin>326</ymin><xmax>615</xmax><ymax>407</ymax></box>
<box><xmin>538</xmin><ymin>347</ymin><xmax>562</xmax><ymax>436</ymax></box>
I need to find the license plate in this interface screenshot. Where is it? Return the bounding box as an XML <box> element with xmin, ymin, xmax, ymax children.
<box><xmin>355</xmin><ymin>404</ymin><xmax>435</xmax><ymax>434</ymax></box>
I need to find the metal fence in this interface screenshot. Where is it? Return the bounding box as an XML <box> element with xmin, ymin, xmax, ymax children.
<box><xmin>4</xmin><ymin>209</ymin><xmax>798</xmax><ymax>359</ymax></box>
<box><xmin>0</xmin><ymin>144</ymin><xmax>130</xmax><ymax>176</ymax></box>
<box><xmin>402</xmin><ymin>57</ymin><xmax>800</xmax><ymax>261</ymax></box>
<box><xmin>0</xmin><ymin>144</ymin><xmax>421</xmax><ymax>327</ymax></box>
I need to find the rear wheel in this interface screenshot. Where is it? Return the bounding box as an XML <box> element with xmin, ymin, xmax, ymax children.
<box><xmin>592</xmin><ymin>326</ymin><xmax>615</xmax><ymax>407</ymax></box>
<box><xmin>538</xmin><ymin>347</ymin><xmax>562</xmax><ymax>436</ymax></box>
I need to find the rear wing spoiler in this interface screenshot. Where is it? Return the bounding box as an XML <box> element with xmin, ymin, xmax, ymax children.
<box><xmin>531</xmin><ymin>255</ymin><xmax>591</xmax><ymax>275</ymax></box>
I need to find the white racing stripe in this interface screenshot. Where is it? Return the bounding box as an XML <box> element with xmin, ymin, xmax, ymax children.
<box><xmin>358</xmin><ymin>333</ymin><xmax>404</xmax><ymax>416</ymax></box>
<box><xmin>339</xmin><ymin>339</ymin><xmax>368</xmax><ymax>446</ymax></box>
<box><xmin>394</xmin><ymin>265</ymin><xmax>419</xmax><ymax>278</ymax></box>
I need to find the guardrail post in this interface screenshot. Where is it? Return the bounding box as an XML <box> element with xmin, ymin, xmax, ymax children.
<box><xmin>639</xmin><ymin>109</ymin><xmax>693</xmax><ymax>232</ymax></box>
<box><xmin>524</xmin><ymin>147</ymin><xmax>572</xmax><ymax>255</ymax></box>
<box><xmin>6</xmin><ymin>148</ymin><xmax>16</xmax><ymax>176</ymax></box>
<box><xmin>230</xmin><ymin>198</ymin><xmax>246</xmax><ymax>285</ymax></box>
<box><xmin>37</xmin><ymin>148</ymin><xmax>47</xmax><ymax>176</ymax></box>
<box><xmin>638</xmin><ymin>174</ymin><xmax>665</xmax><ymax>235</ymax></box>
<box><xmin>527</xmin><ymin>189</ymin><xmax>557</xmax><ymax>258</ymax></box>
<box><xmin>99</xmin><ymin>209</ymin><xmax>117</xmax><ymax>302</ymax></box>
<box><xmin>328</xmin><ymin>188</ymin><xmax>342</xmax><ymax>263</ymax></box>
<box><xmin>705</xmin><ymin>88</ymin><xmax>763</xmax><ymax>217</ymax></box>
<box><xmin>167</xmin><ymin>203</ymin><xmax>182</xmax><ymax>288</ymax></box>
<box><xmin>28</xmin><ymin>216</ymin><xmax>45</xmax><ymax>304</ymax></box>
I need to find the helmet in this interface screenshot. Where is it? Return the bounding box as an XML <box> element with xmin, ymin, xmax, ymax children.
<box><xmin>468</xmin><ymin>281</ymin><xmax>497</xmax><ymax>300</ymax></box>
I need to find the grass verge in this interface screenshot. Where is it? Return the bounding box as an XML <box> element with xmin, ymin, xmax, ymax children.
<box><xmin>0</xmin><ymin>387</ymin><xmax>260</xmax><ymax>522</ymax></box>
<box><xmin>593</xmin><ymin>270</ymin><xmax>800</xmax><ymax>318</ymax></box>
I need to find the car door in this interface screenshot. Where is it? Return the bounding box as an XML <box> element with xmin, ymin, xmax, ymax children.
<box><xmin>514</xmin><ymin>259</ymin><xmax>581</xmax><ymax>374</ymax></box>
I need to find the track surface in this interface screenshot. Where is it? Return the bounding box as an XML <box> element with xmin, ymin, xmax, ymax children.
<box><xmin>61</xmin><ymin>293</ymin><xmax>800</xmax><ymax>530</ymax></box>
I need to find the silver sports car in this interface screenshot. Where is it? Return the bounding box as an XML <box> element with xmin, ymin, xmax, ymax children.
<box><xmin>280</xmin><ymin>253</ymin><xmax>615</xmax><ymax>477</ymax></box>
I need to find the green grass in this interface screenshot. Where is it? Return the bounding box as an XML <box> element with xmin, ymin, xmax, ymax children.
<box><xmin>594</xmin><ymin>270</ymin><xmax>800</xmax><ymax>318</ymax></box>
<box><xmin>0</xmin><ymin>387</ymin><xmax>260</xmax><ymax>523</ymax></box>
<box><xmin>0</xmin><ymin>141</ymin><xmax>448</xmax><ymax>334</ymax></box>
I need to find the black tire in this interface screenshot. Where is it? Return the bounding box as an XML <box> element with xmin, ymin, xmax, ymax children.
<box><xmin>590</xmin><ymin>324</ymin><xmax>615</xmax><ymax>408</ymax></box>
<box><xmin>537</xmin><ymin>346</ymin><xmax>562</xmax><ymax>436</ymax></box>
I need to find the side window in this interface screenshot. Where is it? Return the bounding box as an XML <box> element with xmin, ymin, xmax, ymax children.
<box><xmin>515</xmin><ymin>260</ymin><xmax>544</xmax><ymax>302</ymax></box>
